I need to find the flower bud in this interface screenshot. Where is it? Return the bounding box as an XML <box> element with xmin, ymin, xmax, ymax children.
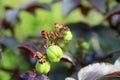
<box><xmin>35</xmin><ymin>61</ymin><xmax>50</xmax><ymax>74</ymax></box>
<box><xmin>46</xmin><ymin>45</ymin><xmax>63</xmax><ymax>62</ymax></box>
<box><xmin>63</xmin><ymin>31</ymin><xmax>72</xmax><ymax>41</ymax></box>
<box><xmin>82</xmin><ymin>42</ymin><xmax>90</xmax><ymax>50</ymax></box>
<box><xmin>41</xmin><ymin>30</ymin><xmax>48</xmax><ymax>39</ymax></box>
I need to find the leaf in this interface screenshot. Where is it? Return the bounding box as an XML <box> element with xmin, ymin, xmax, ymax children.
<box><xmin>79</xmin><ymin>5</ymin><xmax>92</xmax><ymax>16</ymax></box>
<box><xmin>68</xmin><ymin>22</ymin><xmax>120</xmax><ymax>52</ymax></box>
<box><xmin>0</xmin><ymin>50</ymin><xmax>2</xmax><ymax>60</ymax></box>
<box><xmin>99</xmin><ymin>71</ymin><xmax>120</xmax><ymax>80</ymax></box>
<box><xmin>90</xmin><ymin>33</ymin><xmax>104</xmax><ymax>55</ymax></box>
<box><xmin>19</xmin><ymin>1</ymin><xmax>51</xmax><ymax>15</ymax></box>
<box><xmin>51</xmin><ymin>0</ymin><xmax>62</xmax><ymax>3</ymax></box>
<box><xmin>0</xmin><ymin>49</ymin><xmax>20</xmax><ymax>69</ymax></box>
<box><xmin>1</xmin><ymin>19</ymin><xmax>14</xmax><ymax>34</ymax></box>
<box><xmin>21</xmin><ymin>69</ymin><xmax>48</xmax><ymax>80</ymax></box>
<box><xmin>4</xmin><ymin>6</ymin><xmax>13</xmax><ymax>10</ymax></box>
<box><xmin>88</xmin><ymin>0</ymin><xmax>108</xmax><ymax>13</ymax></box>
<box><xmin>62</xmin><ymin>0</ymin><xmax>81</xmax><ymax>17</ymax></box>
<box><xmin>0</xmin><ymin>37</ymin><xmax>19</xmax><ymax>49</ymax></box>
<box><xmin>78</xmin><ymin>63</ymin><xmax>119</xmax><ymax>80</ymax></box>
<box><xmin>114</xmin><ymin>57</ymin><xmax>120</xmax><ymax>70</ymax></box>
<box><xmin>65</xmin><ymin>77</ymin><xmax>76</xmax><ymax>80</ymax></box>
<box><xmin>6</xmin><ymin>10</ymin><xmax>19</xmax><ymax>22</ymax></box>
<box><xmin>61</xmin><ymin>54</ymin><xmax>75</xmax><ymax>66</ymax></box>
<box><xmin>39</xmin><ymin>43</ymin><xmax>46</xmax><ymax>54</ymax></box>
<box><xmin>106</xmin><ymin>4</ymin><xmax>120</xmax><ymax>19</ymax></box>
<box><xmin>17</xmin><ymin>43</ymin><xmax>37</xmax><ymax>57</ymax></box>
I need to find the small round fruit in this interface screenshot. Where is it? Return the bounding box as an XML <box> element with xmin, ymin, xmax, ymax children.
<box><xmin>35</xmin><ymin>61</ymin><xmax>50</xmax><ymax>74</ymax></box>
<box><xmin>81</xmin><ymin>42</ymin><xmax>90</xmax><ymax>50</ymax></box>
<box><xmin>46</xmin><ymin>45</ymin><xmax>63</xmax><ymax>62</ymax></box>
<box><xmin>63</xmin><ymin>31</ymin><xmax>72</xmax><ymax>41</ymax></box>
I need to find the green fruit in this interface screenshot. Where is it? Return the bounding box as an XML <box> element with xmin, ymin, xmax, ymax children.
<box><xmin>63</xmin><ymin>31</ymin><xmax>72</xmax><ymax>41</ymax></box>
<box><xmin>82</xmin><ymin>42</ymin><xmax>90</xmax><ymax>50</ymax></box>
<box><xmin>35</xmin><ymin>61</ymin><xmax>50</xmax><ymax>74</ymax></box>
<box><xmin>46</xmin><ymin>45</ymin><xmax>63</xmax><ymax>62</ymax></box>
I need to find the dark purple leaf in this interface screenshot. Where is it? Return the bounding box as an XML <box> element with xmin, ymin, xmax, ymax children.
<box><xmin>49</xmin><ymin>66</ymin><xmax>71</xmax><ymax>80</ymax></box>
<box><xmin>40</xmin><ymin>43</ymin><xmax>46</xmax><ymax>54</ymax></box>
<box><xmin>99</xmin><ymin>71</ymin><xmax>120</xmax><ymax>80</ymax></box>
<box><xmin>79</xmin><ymin>5</ymin><xmax>92</xmax><ymax>16</ymax></box>
<box><xmin>61</xmin><ymin>54</ymin><xmax>75</xmax><ymax>66</ymax></box>
<box><xmin>21</xmin><ymin>69</ymin><xmax>48</xmax><ymax>80</ymax></box>
<box><xmin>62</xmin><ymin>0</ymin><xmax>81</xmax><ymax>17</ymax></box>
<box><xmin>17</xmin><ymin>43</ymin><xmax>37</xmax><ymax>57</ymax></box>
<box><xmin>116</xmin><ymin>0</ymin><xmax>120</xmax><ymax>3</ymax></box>
<box><xmin>88</xmin><ymin>0</ymin><xmax>108</xmax><ymax>13</ymax></box>
<box><xmin>106</xmin><ymin>4</ymin><xmax>120</xmax><ymax>19</ymax></box>
<box><xmin>6</xmin><ymin>10</ymin><xmax>19</xmax><ymax>22</ymax></box>
<box><xmin>4</xmin><ymin>6</ymin><xmax>13</xmax><ymax>10</ymax></box>
<box><xmin>1</xmin><ymin>19</ymin><xmax>14</xmax><ymax>34</ymax></box>
<box><xmin>0</xmin><ymin>37</ymin><xmax>19</xmax><ymax>48</ymax></box>
<box><xmin>19</xmin><ymin>2</ymin><xmax>51</xmax><ymax>15</ymax></box>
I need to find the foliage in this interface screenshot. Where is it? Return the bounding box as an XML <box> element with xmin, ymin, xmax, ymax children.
<box><xmin>0</xmin><ymin>0</ymin><xmax>120</xmax><ymax>80</ymax></box>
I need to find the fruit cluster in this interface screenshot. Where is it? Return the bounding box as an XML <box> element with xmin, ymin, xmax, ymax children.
<box><xmin>34</xmin><ymin>23</ymin><xmax>73</xmax><ymax>74</ymax></box>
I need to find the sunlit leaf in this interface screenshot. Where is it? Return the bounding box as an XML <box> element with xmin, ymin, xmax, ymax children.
<box><xmin>99</xmin><ymin>71</ymin><xmax>120</xmax><ymax>80</ymax></box>
<box><xmin>78</xmin><ymin>63</ymin><xmax>119</xmax><ymax>80</ymax></box>
<box><xmin>61</xmin><ymin>54</ymin><xmax>75</xmax><ymax>66</ymax></box>
<box><xmin>114</xmin><ymin>57</ymin><xmax>120</xmax><ymax>70</ymax></box>
<box><xmin>0</xmin><ymin>71</ymin><xmax>11</xmax><ymax>80</ymax></box>
<box><xmin>65</xmin><ymin>77</ymin><xmax>76</xmax><ymax>80</ymax></box>
<box><xmin>62</xmin><ymin>0</ymin><xmax>81</xmax><ymax>17</ymax></box>
<box><xmin>0</xmin><ymin>49</ymin><xmax>20</xmax><ymax>69</ymax></box>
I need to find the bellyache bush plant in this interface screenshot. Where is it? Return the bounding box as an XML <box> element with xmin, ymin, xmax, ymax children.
<box><xmin>18</xmin><ymin>23</ymin><xmax>74</xmax><ymax>79</ymax></box>
<box><xmin>65</xmin><ymin>57</ymin><xmax>120</xmax><ymax>80</ymax></box>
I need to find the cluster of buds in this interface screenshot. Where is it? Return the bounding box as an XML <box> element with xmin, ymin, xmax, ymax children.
<box><xmin>54</xmin><ymin>22</ymin><xmax>69</xmax><ymax>31</ymax></box>
<box><xmin>33</xmin><ymin>52</ymin><xmax>46</xmax><ymax>64</ymax></box>
<box><xmin>35</xmin><ymin>23</ymin><xmax>73</xmax><ymax>74</ymax></box>
<box><xmin>41</xmin><ymin>30</ymin><xmax>60</xmax><ymax>39</ymax></box>
<box><xmin>41</xmin><ymin>22</ymin><xmax>72</xmax><ymax>42</ymax></box>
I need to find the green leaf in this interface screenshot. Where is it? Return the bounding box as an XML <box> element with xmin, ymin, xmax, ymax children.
<box><xmin>0</xmin><ymin>71</ymin><xmax>11</xmax><ymax>80</ymax></box>
<box><xmin>0</xmin><ymin>49</ymin><xmax>19</xmax><ymax>69</ymax></box>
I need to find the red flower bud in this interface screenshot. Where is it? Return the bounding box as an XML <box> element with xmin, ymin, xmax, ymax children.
<box><xmin>54</xmin><ymin>22</ymin><xmax>59</xmax><ymax>28</ymax></box>
<box><xmin>60</xmin><ymin>24</ymin><xmax>65</xmax><ymax>28</ymax></box>
<box><xmin>54</xmin><ymin>32</ymin><xmax>60</xmax><ymax>38</ymax></box>
<box><xmin>41</xmin><ymin>30</ymin><xmax>48</xmax><ymax>39</ymax></box>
